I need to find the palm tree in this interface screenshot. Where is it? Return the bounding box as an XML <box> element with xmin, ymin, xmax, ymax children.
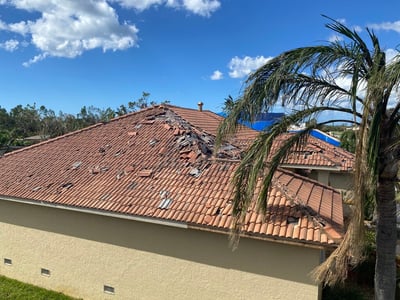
<box><xmin>217</xmin><ymin>17</ymin><xmax>400</xmax><ymax>300</ymax></box>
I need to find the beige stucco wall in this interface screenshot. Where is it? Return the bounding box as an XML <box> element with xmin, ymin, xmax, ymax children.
<box><xmin>307</xmin><ymin>170</ymin><xmax>352</xmax><ymax>191</ymax></box>
<box><xmin>0</xmin><ymin>200</ymin><xmax>322</xmax><ymax>300</ymax></box>
<box><xmin>329</xmin><ymin>172</ymin><xmax>353</xmax><ymax>191</ymax></box>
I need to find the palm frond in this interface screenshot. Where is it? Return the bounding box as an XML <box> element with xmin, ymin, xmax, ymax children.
<box><xmin>323</xmin><ymin>15</ymin><xmax>373</xmax><ymax>67</ymax></box>
<box><xmin>228</xmin><ymin>106</ymin><xmax>354</xmax><ymax>244</ymax></box>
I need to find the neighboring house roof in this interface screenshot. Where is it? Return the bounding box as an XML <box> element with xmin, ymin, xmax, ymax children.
<box><xmin>274</xmin><ymin>133</ymin><xmax>354</xmax><ymax>172</ymax></box>
<box><xmin>0</xmin><ymin>105</ymin><xmax>343</xmax><ymax>246</ymax></box>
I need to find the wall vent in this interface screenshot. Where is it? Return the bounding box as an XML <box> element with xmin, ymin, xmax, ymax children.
<box><xmin>104</xmin><ymin>285</ymin><xmax>115</xmax><ymax>294</ymax></box>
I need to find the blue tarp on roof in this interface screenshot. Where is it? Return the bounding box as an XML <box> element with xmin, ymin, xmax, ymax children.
<box><xmin>309</xmin><ymin>129</ymin><xmax>340</xmax><ymax>146</ymax></box>
<box><xmin>218</xmin><ymin>112</ymin><xmax>341</xmax><ymax>146</ymax></box>
<box><xmin>217</xmin><ymin>112</ymin><xmax>285</xmax><ymax>131</ymax></box>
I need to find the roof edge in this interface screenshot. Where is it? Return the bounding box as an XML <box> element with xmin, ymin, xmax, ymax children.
<box><xmin>0</xmin><ymin>194</ymin><xmax>188</xmax><ymax>229</ymax></box>
<box><xmin>188</xmin><ymin>224</ymin><xmax>335</xmax><ymax>250</ymax></box>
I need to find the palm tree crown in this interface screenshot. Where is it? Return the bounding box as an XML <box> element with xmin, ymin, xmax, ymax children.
<box><xmin>217</xmin><ymin>16</ymin><xmax>400</xmax><ymax>300</ymax></box>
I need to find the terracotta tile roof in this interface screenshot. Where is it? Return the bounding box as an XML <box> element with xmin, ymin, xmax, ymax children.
<box><xmin>0</xmin><ymin>105</ymin><xmax>343</xmax><ymax>246</ymax></box>
<box><xmin>167</xmin><ymin>105</ymin><xmax>354</xmax><ymax>172</ymax></box>
<box><xmin>273</xmin><ymin>133</ymin><xmax>354</xmax><ymax>171</ymax></box>
<box><xmin>166</xmin><ymin>105</ymin><xmax>259</xmax><ymax>146</ymax></box>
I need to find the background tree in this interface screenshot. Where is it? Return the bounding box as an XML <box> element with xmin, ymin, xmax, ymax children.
<box><xmin>340</xmin><ymin>129</ymin><xmax>356</xmax><ymax>153</ymax></box>
<box><xmin>217</xmin><ymin>17</ymin><xmax>399</xmax><ymax>299</ymax></box>
<box><xmin>9</xmin><ymin>104</ymin><xmax>40</xmax><ymax>137</ymax></box>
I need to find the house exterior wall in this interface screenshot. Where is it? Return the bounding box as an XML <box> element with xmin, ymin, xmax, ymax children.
<box><xmin>329</xmin><ymin>172</ymin><xmax>353</xmax><ymax>191</ymax></box>
<box><xmin>0</xmin><ymin>200</ymin><xmax>322</xmax><ymax>300</ymax></box>
<box><xmin>307</xmin><ymin>170</ymin><xmax>352</xmax><ymax>191</ymax></box>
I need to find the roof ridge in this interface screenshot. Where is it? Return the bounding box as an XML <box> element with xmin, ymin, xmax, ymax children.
<box><xmin>164</xmin><ymin>103</ymin><xmax>214</xmax><ymax>114</ymax></box>
<box><xmin>165</xmin><ymin>104</ymin><xmax>258</xmax><ymax>140</ymax></box>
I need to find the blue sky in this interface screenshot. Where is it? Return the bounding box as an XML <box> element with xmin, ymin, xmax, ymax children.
<box><xmin>1</xmin><ymin>1</ymin><xmax>400</xmax><ymax>115</ymax></box>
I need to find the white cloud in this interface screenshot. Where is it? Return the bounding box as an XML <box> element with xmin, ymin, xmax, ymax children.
<box><xmin>210</xmin><ymin>70</ymin><xmax>223</xmax><ymax>80</ymax></box>
<box><xmin>328</xmin><ymin>34</ymin><xmax>343</xmax><ymax>43</ymax></box>
<box><xmin>0</xmin><ymin>0</ymin><xmax>220</xmax><ymax>65</ymax></box>
<box><xmin>353</xmin><ymin>25</ymin><xmax>362</xmax><ymax>33</ymax></box>
<box><xmin>369</xmin><ymin>21</ymin><xmax>400</xmax><ymax>33</ymax></box>
<box><xmin>0</xmin><ymin>1</ymin><xmax>139</xmax><ymax>65</ymax></box>
<box><xmin>0</xmin><ymin>39</ymin><xmax>19</xmax><ymax>51</ymax></box>
<box><xmin>228</xmin><ymin>55</ymin><xmax>271</xmax><ymax>78</ymax></box>
<box><xmin>115</xmin><ymin>0</ymin><xmax>220</xmax><ymax>16</ymax></box>
<box><xmin>336</xmin><ymin>18</ymin><xmax>346</xmax><ymax>24</ymax></box>
<box><xmin>22</xmin><ymin>53</ymin><xmax>48</xmax><ymax>67</ymax></box>
<box><xmin>114</xmin><ymin>0</ymin><xmax>164</xmax><ymax>10</ymax></box>
<box><xmin>180</xmin><ymin>0</ymin><xmax>220</xmax><ymax>17</ymax></box>
<box><xmin>386</xmin><ymin>48</ymin><xmax>399</xmax><ymax>63</ymax></box>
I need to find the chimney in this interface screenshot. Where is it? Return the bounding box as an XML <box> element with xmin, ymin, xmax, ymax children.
<box><xmin>198</xmin><ymin>101</ymin><xmax>204</xmax><ymax>112</ymax></box>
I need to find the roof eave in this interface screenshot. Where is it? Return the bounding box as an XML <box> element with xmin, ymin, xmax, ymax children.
<box><xmin>280</xmin><ymin>164</ymin><xmax>342</xmax><ymax>172</ymax></box>
<box><xmin>0</xmin><ymin>195</ymin><xmax>188</xmax><ymax>229</ymax></box>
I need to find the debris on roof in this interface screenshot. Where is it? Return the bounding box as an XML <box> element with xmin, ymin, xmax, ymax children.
<box><xmin>138</xmin><ymin>169</ymin><xmax>153</xmax><ymax>177</ymax></box>
<box><xmin>128</xmin><ymin>131</ymin><xmax>138</xmax><ymax>136</ymax></box>
<box><xmin>124</xmin><ymin>165</ymin><xmax>135</xmax><ymax>175</ymax></box>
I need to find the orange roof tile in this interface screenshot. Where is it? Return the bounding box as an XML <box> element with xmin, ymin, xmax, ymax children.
<box><xmin>0</xmin><ymin>105</ymin><xmax>343</xmax><ymax>246</ymax></box>
<box><xmin>273</xmin><ymin>133</ymin><xmax>354</xmax><ymax>171</ymax></box>
<box><xmin>167</xmin><ymin>105</ymin><xmax>354</xmax><ymax>171</ymax></box>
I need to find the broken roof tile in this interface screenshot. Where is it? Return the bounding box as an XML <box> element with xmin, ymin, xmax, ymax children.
<box><xmin>138</xmin><ymin>169</ymin><xmax>153</xmax><ymax>177</ymax></box>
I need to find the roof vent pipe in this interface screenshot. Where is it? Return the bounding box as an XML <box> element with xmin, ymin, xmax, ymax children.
<box><xmin>198</xmin><ymin>101</ymin><xmax>203</xmax><ymax>112</ymax></box>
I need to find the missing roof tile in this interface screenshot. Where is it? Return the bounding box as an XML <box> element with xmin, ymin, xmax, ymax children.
<box><xmin>90</xmin><ymin>166</ymin><xmax>110</xmax><ymax>174</ymax></box>
<box><xmin>149</xmin><ymin>138</ymin><xmax>159</xmax><ymax>147</ymax></box>
<box><xmin>72</xmin><ymin>161</ymin><xmax>82</xmax><ymax>169</ymax></box>
<box><xmin>116</xmin><ymin>171</ymin><xmax>124</xmax><ymax>180</ymax></box>
<box><xmin>219</xmin><ymin>164</ymin><xmax>229</xmax><ymax>171</ymax></box>
<box><xmin>159</xmin><ymin>190</ymin><xmax>169</xmax><ymax>199</ymax></box>
<box><xmin>189</xmin><ymin>168</ymin><xmax>201</xmax><ymax>177</ymax></box>
<box><xmin>89</xmin><ymin>166</ymin><xmax>101</xmax><ymax>174</ymax></box>
<box><xmin>115</xmin><ymin>149</ymin><xmax>126</xmax><ymax>157</ymax></box>
<box><xmin>127</xmin><ymin>182</ymin><xmax>137</xmax><ymax>190</ymax></box>
<box><xmin>100</xmin><ymin>194</ymin><xmax>110</xmax><ymax>201</ymax></box>
<box><xmin>61</xmin><ymin>183</ymin><xmax>73</xmax><ymax>189</ymax></box>
<box><xmin>159</xmin><ymin>198</ymin><xmax>173</xmax><ymax>209</ymax></box>
<box><xmin>287</xmin><ymin>216</ymin><xmax>300</xmax><ymax>225</ymax></box>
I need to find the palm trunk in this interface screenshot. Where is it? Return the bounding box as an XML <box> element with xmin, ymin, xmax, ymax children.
<box><xmin>375</xmin><ymin>168</ymin><xmax>397</xmax><ymax>300</ymax></box>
